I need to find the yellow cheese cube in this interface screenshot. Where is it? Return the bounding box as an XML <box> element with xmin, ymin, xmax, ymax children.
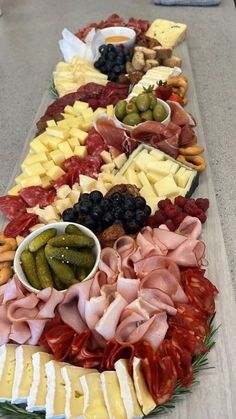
<box><xmin>64</xmin><ymin>116</ymin><xmax>83</xmax><ymax>128</ymax></box>
<box><xmin>113</xmin><ymin>153</ymin><xmax>127</xmax><ymax>169</ymax></box>
<box><xmin>174</xmin><ymin>168</ymin><xmax>191</xmax><ymax>188</ymax></box>
<box><xmin>146</xmin><ymin>161</ymin><xmax>170</xmax><ymax>176</ymax></box>
<box><xmin>146</xmin><ymin>172</ymin><xmax>163</xmax><ymax>183</ymax></box>
<box><xmin>47</xmin><ymin>136</ymin><xmax>63</xmax><ymax>151</ymax></box>
<box><xmin>46</xmin><ymin>126</ymin><xmax>69</xmax><ymax>140</ymax></box>
<box><xmin>74</xmin><ymin>145</ymin><xmax>87</xmax><ymax>158</ymax></box>
<box><xmin>93</xmin><ymin>107</ymin><xmax>106</xmax><ymax>116</ymax></box>
<box><xmin>69</xmin><ymin>128</ymin><xmax>88</xmax><ymax>145</ymax></box>
<box><xmin>22</xmin><ymin>152</ymin><xmax>48</xmax><ymax>166</ymax></box>
<box><xmin>137</xmin><ymin>171</ymin><xmax>153</xmax><ymax>189</ymax></box>
<box><xmin>140</xmin><ymin>185</ymin><xmax>157</xmax><ymax>203</ymax></box>
<box><xmin>80</xmin><ymin>121</ymin><xmax>92</xmax><ymax>132</ymax></box>
<box><xmin>73</xmin><ymin>100</ymin><xmax>89</xmax><ymax>112</ymax></box>
<box><xmin>30</xmin><ymin>139</ymin><xmax>48</xmax><ymax>153</ymax></box>
<box><xmin>56</xmin><ymin>120</ymin><xmax>71</xmax><ymax>129</ymax></box>
<box><xmin>15</xmin><ymin>173</ymin><xmax>27</xmax><ymax>184</ymax></box>
<box><xmin>24</xmin><ymin>162</ymin><xmax>46</xmax><ymax>177</ymax></box>
<box><xmin>68</xmin><ymin>137</ymin><xmax>80</xmax><ymax>149</ymax></box>
<box><xmin>50</xmin><ymin>150</ymin><xmax>65</xmax><ymax>166</ymax></box>
<box><xmin>125</xmin><ymin>168</ymin><xmax>142</xmax><ymax>188</ymax></box>
<box><xmin>154</xmin><ymin>174</ymin><xmax>179</xmax><ymax>197</ymax></box>
<box><xmin>58</xmin><ymin>142</ymin><xmax>74</xmax><ymax>159</ymax></box>
<box><xmin>8</xmin><ymin>184</ymin><xmax>21</xmax><ymax>196</ymax></box>
<box><xmin>106</xmin><ymin>105</ymin><xmax>114</xmax><ymax>117</ymax></box>
<box><xmin>41</xmin><ymin>176</ymin><xmax>51</xmax><ymax>188</ymax></box>
<box><xmin>47</xmin><ymin>166</ymin><xmax>65</xmax><ymax>181</ymax></box>
<box><xmin>64</xmin><ymin>105</ymin><xmax>78</xmax><ymax>116</ymax></box>
<box><xmin>149</xmin><ymin>149</ymin><xmax>165</xmax><ymax>161</ymax></box>
<box><xmin>47</xmin><ymin>120</ymin><xmax>57</xmax><ymax>127</ymax></box>
<box><xmin>61</xmin><ymin>112</ymin><xmax>75</xmax><ymax>119</ymax></box>
<box><xmin>81</xmin><ymin>107</ymin><xmax>93</xmax><ymax>121</ymax></box>
<box><xmin>57</xmin><ymin>185</ymin><xmax>72</xmax><ymax>199</ymax></box>
<box><xmin>43</xmin><ymin>160</ymin><xmax>56</xmax><ymax>171</ymax></box>
<box><xmin>21</xmin><ymin>176</ymin><xmax>42</xmax><ymax>187</ymax></box>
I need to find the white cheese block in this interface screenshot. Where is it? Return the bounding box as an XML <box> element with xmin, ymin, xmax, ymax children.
<box><xmin>146</xmin><ymin>19</ymin><xmax>187</xmax><ymax>48</ymax></box>
<box><xmin>79</xmin><ymin>175</ymin><xmax>96</xmax><ymax>193</ymax></box>
<box><xmin>12</xmin><ymin>345</ymin><xmax>43</xmax><ymax>404</ymax></box>
<box><xmin>114</xmin><ymin>359</ymin><xmax>142</xmax><ymax>419</ymax></box>
<box><xmin>27</xmin><ymin>352</ymin><xmax>54</xmax><ymax>412</ymax></box>
<box><xmin>100</xmin><ymin>371</ymin><xmax>127</xmax><ymax>419</ymax></box>
<box><xmin>113</xmin><ymin>153</ymin><xmax>127</xmax><ymax>169</ymax></box>
<box><xmin>61</xmin><ymin>365</ymin><xmax>97</xmax><ymax>419</ymax></box>
<box><xmin>57</xmin><ymin>185</ymin><xmax>72</xmax><ymax>200</ymax></box>
<box><xmin>45</xmin><ymin>360</ymin><xmax>68</xmax><ymax>419</ymax></box>
<box><xmin>154</xmin><ymin>174</ymin><xmax>179</xmax><ymax>197</ymax></box>
<box><xmin>133</xmin><ymin>357</ymin><xmax>156</xmax><ymax>415</ymax></box>
<box><xmin>80</xmin><ymin>372</ymin><xmax>109</xmax><ymax>419</ymax></box>
<box><xmin>0</xmin><ymin>344</ymin><xmax>17</xmax><ymax>402</ymax></box>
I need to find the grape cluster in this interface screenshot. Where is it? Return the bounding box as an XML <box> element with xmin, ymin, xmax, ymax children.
<box><xmin>94</xmin><ymin>44</ymin><xmax>131</xmax><ymax>81</ymax></box>
<box><xmin>62</xmin><ymin>190</ymin><xmax>151</xmax><ymax>234</ymax></box>
<box><xmin>147</xmin><ymin>196</ymin><xmax>209</xmax><ymax>231</ymax></box>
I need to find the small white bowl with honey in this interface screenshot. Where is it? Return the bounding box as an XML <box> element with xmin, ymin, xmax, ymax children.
<box><xmin>100</xmin><ymin>27</ymin><xmax>136</xmax><ymax>48</ymax></box>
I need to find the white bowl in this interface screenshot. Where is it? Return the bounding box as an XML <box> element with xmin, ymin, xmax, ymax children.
<box><xmin>14</xmin><ymin>222</ymin><xmax>101</xmax><ymax>294</ymax></box>
<box><xmin>114</xmin><ymin>98</ymin><xmax>171</xmax><ymax>132</ymax></box>
<box><xmin>100</xmin><ymin>26</ymin><xmax>136</xmax><ymax>48</ymax></box>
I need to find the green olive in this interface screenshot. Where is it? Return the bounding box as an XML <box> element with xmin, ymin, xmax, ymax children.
<box><xmin>141</xmin><ymin>110</ymin><xmax>153</xmax><ymax>121</ymax></box>
<box><xmin>115</xmin><ymin>100</ymin><xmax>127</xmax><ymax>121</ymax></box>
<box><xmin>126</xmin><ymin>102</ymin><xmax>138</xmax><ymax>114</ymax></box>
<box><xmin>153</xmin><ymin>103</ymin><xmax>167</xmax><ymax>122</ymax></box>
<box><xmin>130</xmin><ymin>96</ymin><xmax>137</xmax><ymax>104</ymax></box>
<box><xmin>136</xmin><ymin>93</ymin><xmax>151</xmax><ymax>112</ymax></box>
<box><xmin>123</xmin><ymin>112</ymin><xmax>142</xmax><ymax>126</ymax></box>
<box><xmin>148</xmin><ymin>93</ymin><xmax>157</xmax><ymax>110</ymax></box>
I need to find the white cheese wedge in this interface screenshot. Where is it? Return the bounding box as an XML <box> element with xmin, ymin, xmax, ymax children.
<box><xmin>0</xmin><ymin>344</ymin><xmax>17</xmax><ymax>402</ymax></box>
<box><xmin>146</xmin><ymin>19</ymin><xmax>187</xmax><ymax>48</ymax></box>
<box><xmin>100</xmin><ymin>371</ymin><xmax>127</xmax><ymax>419</ymax></box>
<box><xmin>61</xmin><ymin>365</ymin><xmax>97</xmax><ymax>419</ymax></box>
<box><xmin>27</xmin><ymin>352</ymin><xmax>54</xmax><ymax>412</ymax></box>
<box><xmin>45</xmin><ymin>360</ymin><xmax>68</xmax><ymax>419</ymax></box>
<box><xmin>12</xmin><ymin>345</ymin><xmax>43</xmax><ymax>404</ymax></box>
<box><xmin>114</xmin><ymin>359</ymin><xmax>142</xmax><ymax>419</ymax></box>
<box><xmin>80</xmin><ymin>372</ymin><xmax>108</xmax><ymax>419</ymax></box>
<box><xmin>133</xmin><ymin>357</ymin><xmax>156</xmax><ymax>415</ymax></box>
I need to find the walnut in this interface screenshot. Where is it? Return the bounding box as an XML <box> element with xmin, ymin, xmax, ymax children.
<box><xmin>128</xmin><ymin>71</ymin><xmax>143</xmax><ymax>85</ymax></box>
<box><xmin>105</xmin><ymin>184</ymin><xmax>140</xmax><ymax>198</ymax></box>
<box><xmin>131</xmin><ymin>51</ymin><xmax>145</xmax><ymax>71</ymax></box>
<box><xmin>97</xmin><ymin>224</ymin><xmax>126</xmax><ymax>249</ymax></box>
<box><xmin>126</xmin><ymin>61</ymin><xmax>135</xmax><ymax>74</ymax></box>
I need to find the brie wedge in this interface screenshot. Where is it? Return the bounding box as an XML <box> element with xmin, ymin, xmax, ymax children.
<box><xmin>133</xmin><ymin>357</ymin><xmax>156</xmax><ymax>415</ymax></box>
<box><xmin>0</xmin><ymin>344</ymin><xmax>17</xmax><ymax>402</ymax></box>
<box><xmin>80</xmin><ymin>372</ymin><xmax>109</xmax><ymax>419</ymax></box>
<box><xmin>27</xmin><ymin>352</ymin><xmax>54</xmax><ymax>412</ymax></box>
<box><xmin>45</xmin><ymin>360</ymin><xmax>68</xmax><ymax>419</ymax></box>
<box><xmin>114</xmin><ymin>359</ymin><xmax>142</xmax><ymax>419</ymax></box>
<box><xmin>100</xmin><ymin>371</ymin><xmax>127</xmax><ymax>419</ymax></box>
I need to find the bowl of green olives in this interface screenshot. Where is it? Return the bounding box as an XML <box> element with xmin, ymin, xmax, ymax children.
<box><xmin>14</xmin><ymin>222</ymin><xmax>101</xmax><ymax>293</ymax></box>
<box><xmin>114</xmin><ymin>92</ymin><xmax>171</xmax><ymax>130</ymax></box>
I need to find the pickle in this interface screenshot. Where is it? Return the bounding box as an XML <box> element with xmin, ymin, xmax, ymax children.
<box><xmin>48</xmin><ymin>234</ymin><xmax>94</xmax><ymax>249</ymax></box>
<box><xmin>29</xmin><ymin>228</ymin><xmax>57</xmax><ymax>252</ymax></box>
<box><xmin>45</xmin><ymin>244</ymin><xmax>95</xmax><ymax>268</ymax></box>
<box><xmin>35</xmin><ymin>248</ymin><xmax>54</xmax><ymax>288</ymax></box>
<box><xmin>65</xmin><ymin>224</ymin><xmax>85</xmax><ymax>236</ymax></box>
<box><xmin>20</xmin><ymin>250</ymin><xmax>42</xmax><ymax>290</ymax></box>
<box><xmin>53</xmin><ymin>276</ymin><xmax>65</xmax><ymax>291</ymax></box>
<box><xmin>76</xmin><ymin>266</ymin><xmax>88</xmax><ymax>281</ymax></box>
<box><xmin>79</xmin><ymin>248</ymin><xmax>95</xmax><ymax>270</ymax></box>
<box><xmin>47</xmin><ymin>257</ymin><xmax>77</xmax><ymax>286</ymax></box>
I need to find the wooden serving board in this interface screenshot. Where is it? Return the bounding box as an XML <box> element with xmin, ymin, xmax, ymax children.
<box><xmin>1</xmin><ymin>42</ymin><xmax>236</xmax><ymax>419</ymax></box>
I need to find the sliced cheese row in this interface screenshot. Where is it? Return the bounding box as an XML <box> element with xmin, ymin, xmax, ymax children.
<box><xmin>0</xmin><ymin>344</ymin><xmax>156</xmax><ymax>419</ymax></box>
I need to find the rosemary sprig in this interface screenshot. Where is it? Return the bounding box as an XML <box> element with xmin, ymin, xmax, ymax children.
<box><xmin>48</xmin><ymin>79</ymin><xmax>59</xmax><ymax>100</ymax></box>
<box><xmin>0</xmin><ymin>318</ymin><xmax>219</xmax><ymax>419</ymax></box>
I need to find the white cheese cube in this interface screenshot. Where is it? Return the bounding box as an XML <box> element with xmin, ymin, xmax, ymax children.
<box><xmin>135</xmin><ymin>153</ymin><xmax>156</xmax><ymax>172</ymax></box>
<box><xmin>79</xmin><ymin>175</ymin><xmax>96</xmax><ymax>193</ymax></box>
<box><xmin>149</xmin><ymin>149</ymin><xmax>165</xmax><ymax>160</ymax></box>
<box><xmin>95</xmin><ymin>181</ymin><xmax>107</xmax><ymax>195</ymax></box>
<box><xmin>146</xmin><ymin>161</ymin><xmax>170</xmax><ymax>176</ymax></box>
<box><xmin>175</xmin><ymin>167</ymin><xmax>191</xmax><ymax>188</ymax></box>
<box><xmin>0</xmin><ymin>344</ymin><xmax>17</xmax><ymax>402</ymax></box>
<box><xmin>101</xmin><ymin>163</ymin><xmax>116</xmax><ymax>173</ymax></box>
<box><xmin>138</xmin><ymin>172</ymin><xmax>155</xmax><ymax>192</ymax></box>
<box><xmin>100</xmin><ymin>150</ymin><xmax>112</xmax><ymax>164</ymax></box>
<box><xmin>57</xmin><ymin>185</ymin><xmax>72</xmax><ymax>199</ymax></box>
<box><xmin>68</xmin><ymin>189</ymin><xmax>81</xmax><ymax>205</ymax></box>
<box><xmin>125</xmin><ymin>168</ymin><xmax>142</xmax><ymax>188</ymax></box>
<box><xmin>100</xmin><ymin>371</ymin><xmax>127</xmax><ymax>419</ymax></box>
<box><xmin>55</xmin><ymin>198</ymin><xmax>72</xmax><ymax>214</ymax></box>
<box><xmin>146</xmin><ymin>172</ymin><xmax>163</xmax><ymax>184</ymax></box>
<box><xmin>169</xmin><ymin>161</ymin><xmax>180</xmax><ymax>174</ymax></box>
<box><xmin>113</xmin><ymin>153</ymin><xmax>127</xmax><ymax>169</ymax></box>
<box><xmin>154</xmin><ymin>174</ymin><xmax>179</xmax><ymax>197</ymax></box>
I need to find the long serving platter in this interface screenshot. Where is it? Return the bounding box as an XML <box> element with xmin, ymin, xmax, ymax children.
<box><xmin>1</xmin><ymin>40</ymin><xmax>236</xmax><ymax>418</ymax></box>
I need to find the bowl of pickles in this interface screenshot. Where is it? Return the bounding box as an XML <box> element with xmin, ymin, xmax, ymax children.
<box><xmin>114</xmin><ymin>91</ymin><xmax>171</xmax><ymax>131</ymax></box>
<box><xmin>14</xmin><ymin>222</ymin><xmax>101</xmax><ymax>293</ymax></box>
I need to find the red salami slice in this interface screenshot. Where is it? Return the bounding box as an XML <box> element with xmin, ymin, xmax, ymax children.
<box><xmin>19</xmin><ymin>186</ymin><xmax>56</xmax><ymax>208</ymax></box>
<box><xmin>4</xmin><ymin>213</ymin><xmax>38</xmax><ymax>237</ymax></box>
<box><xmin>155</xmin><ymin>356</ymin><xmax>177</xmax><ymax>405</ymax></box>
<box><xmin>0</xmin><ymin>195</ymin><xmax>27</xmax><ymax>220</ymax></box>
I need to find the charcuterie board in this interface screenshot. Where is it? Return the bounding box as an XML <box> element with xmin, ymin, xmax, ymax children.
<box><xmin>0</xmin><ymin>19</ymin><xmax>236</xmax><ymax>419</ymax></box>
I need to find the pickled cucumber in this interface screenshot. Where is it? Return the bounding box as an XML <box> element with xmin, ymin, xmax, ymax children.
<box><xmin>47</xmin><ymin>257</ymin><xmax>77</xmax><ymax>286</ymax></box>
<box><xmin>76</xmin><ymin>266</ymin><xmax>88</xmax><ymax>281</ymax></box>
<box><xmin>52</xmin><ymin>272</ymin><xmax>65</xmax><ymax>291</ymax></box>
<box><xmin>65</xmin><ymin>224</ymin><xmax>85</xmax><ymax>236</ymax></box>
<box><xmin>20</xmin><ymin>250</ymin><xmax>42</xmax><ymax>290</ymax></box>
<box><xmin>29</xmin><ymin>228</ymin><xmax>57</xmax><ymax>252</ymax></box>
<box><xmin>45</xmin><ymin>244</ymin><xmax>95</xmax><ymax>268</ymax></box>
<box><xmin>48</xmin><ymin>234</ymin><xmax>94</xmax><ymax>248</ymax></box>
<box><xmin>35</xmin><ymin>248</ymin><xmax>54</xmax><ymax>288</ymax></box>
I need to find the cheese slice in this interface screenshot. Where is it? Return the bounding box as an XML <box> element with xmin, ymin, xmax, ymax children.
<box><xmin>61</xmin><ymin>365</ymin><xmax>97</xmax><ymax>419</ymax></box>
<box><xmin>114</xmin><ymin>359</ymin><xmax>142</xmax><ymax>419</ymax></box>
<box><xmin>100</xmin><ymin>371</ymin><xmax>127</xmax><ymax>419</ymax></box>
<box><xmin>133</xmin><ymin>357</ymin><xmax>156</xmax><ymax>415</ymax></box>
<box><xmin>80</xmin><ymin>372</ymin><xmax>109</xmax><ymax>419</ymax></box>
<box><xmin>45</xmin><ymin>360</ymin><xmax>68</xmax><ymax>419</ymax></box>
<box><xmin>12</xmin><ymin>345</ymin><xmax>43</xmax><ymax>404</ymax></box>
<box><xmin>0</xmin><ymin>344</ymin><xmax>17</xmax><ymax>402</ymax></box>
<box><xmin>27</xmin><ymin>352</ymin><xmax>54</xmax><ymax>412</ymax></box>
<box><xmin>146</xmin><ymin>19</ymin><xmax>187</xmax><ymax>48</ymax></box>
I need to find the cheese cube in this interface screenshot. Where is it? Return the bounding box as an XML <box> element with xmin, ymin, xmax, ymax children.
<box><xmin>95</xmin><ymin>181</ymin><xmax>107</xmax><ymax>195</ymax></box>
<box><xmin>22</xmin><ymin>153</ymin><xmax>48</xmax><ymax>166</ymax></box>
<box><xmin>169</xmin><ymin>161</ymin><xmax>180</xmax><ymax>174</ymax></box>
<box><xmin>47</xmin><ymin>136</ymin><xmax>63</xmax><ymax>150</ymax></box>
<box><xmin>45</xmin><ymin>361</ymin><xmax>67</xmax><ymax>419</ymax></box>
<box><xmin>140</xmin><ymin>185</ymin><xmax>157</xmax><ymax>204</ymax></box>
<box><xmin>154</xmin><ymin>174</ymin><xmax>179</xmax><ymax>197</ymax></box>
<box><xmin>101</xmin><ymin>163</ymin><xmax>115</xmax><ymax>173</ymax></box>
<box><xmin>138</xmin><ymin>171</ymin><xmax>154</xmax><ymax>189</ymax></box>
<box><xmin>56</xmin><ymin>119</ymin><xmax>71</xmax><ymax>129</ymax></box>
<box><xmin>99</xmin><ymin>173</ymin><xmax>113</xmax><ymax>183</ymax></box>
<box><xmin>147</xmin><ymin>195</ymin><xmax>163</xmax><ymax>215</ymax></box>
<box><xmin>149</xmin><ymin>149</ymin><xmax>165</xmax><ymax>160</ymax></box>
<box><xmin>24</xmin><ymin>162</ymin><xmax>46</xmax><ymax>177</ymax></box>
<box><xmin>47</xmin><ymin>165</ymin><xmax>65</xmax><ymax>180</ymax></box>
<box><xmin>57</xmin><ymin>185</ymin><xmax>72</xmax><ymax>199</ymax></box>
<box><xmin>133</xmin><ymin>357</ymin><xmax>156</xmax><ymax>415</ymax></box>
<box><xmin>146</xmin><ymin>161</ymin><xmax>170</xmax><ymax>177</ymax></box>
<box><xmin>68</xmin><ymin>137</ymin><xmax>80</xmax><ymax>149</ymax></box>
<box><xmin>80</xmin><ymin>121</ymin><xmax>93</xmax><ymax>132</ymax></box>
<box><xmin>101</xmin><ymin>371</ymin><xmax>127</xmax><ymax>419</ymax></box>
<box><xmin>100</xmin><ymin>150</ymin><xmax>112</xmax><ymax>164</ymax></box>
<box><xmin>112</xmin><ymin>174</ymin><xmax>127</xmax><ymax>185</ymax></box>
<box><xmin>93</xmin><ymin>107</ymin><xmax>106</xmax><ymax>116</ymax></box>
<box><xmin>46</xmin><ymin>126</ymin><xmax>69</xmax><ymax>140</ymax></box>
<box><xmin>135</xmin><ymin>154</ymin><xmax>156</xmax><ymax>172</ymax></box>
<box><xmin>30</xmin><ymin>139</ymin><xmax>47</xmax><ymax>153</ymax></box>
<box><xmin>58</xmin><ymin>142</ymin><xmax>74</xmax><ymax>159</ymax></box>
<box><xmin>50</xmin><ymin>150</ymin><xmax>65</xmax><ymax>166</ymax></box>
<box><xmin>27</xmin><ymin>352</ymin><xmax>54</xmax><ymax>412</ymax></box>
<box><xmin>69</xmin><ymin>128</ymin><xmax>88</xmax><ymax>145</ymax></box>
<box><xmin>55</xmin><ymin>198</ymin><xmax>72</xmax><ymax>214</ymax></box>
<box><xmin>72</xmin><ymin>182</ymin><xmax>81</xmax><ymax>191</ymax></box>
<box><xmin>64</xmin><ymin>105</ymin><xmax>78</xmax><ymax>115</ymax></box>
<box><xmin>46</xmin><ymin>120</ymin><xmax>57</xmax><ymax>127</ymax></box>
<box><xmin>74</xmin><ymin>145</ymin><xmax>87</xmax><ymax>158</ymax></box>
<box><xmin>65</xmin><ymin>116</ymin><xmax>83</xmax><ymax>128</ymax></box>
<box><xmin>79</xmin><ymin>175</ymin><xmax>96</xmax><ymax>192</ymax></box>
<box><xmin>43</xmin><ymin>160</ymin><xmax>56</xmax><ymax>171</ymax></box>
<box><xmin>113</xmin><ymin>153</ymin><xmax>127</xmax><ymax>169</ymax></box>
<box><xmin>36</xmin><ymin>205</ymin><xmax>59</xmax><ymax>223</ymax></box>
<box><xmin>146</xmin><ymin>172</ymin><xmax>163</xmax><ymax>183</ymax></box>
<box><xmin>8</xmin><ymin>184</ymin><xmax>21</xmax><ymax>196</ymax></box>
<box><xmin>68</xmin><ymin>189</ymin><xmax>81</xmax><ymax>205</ymax></box>
<box><xmin>175</xmin><ymin>168</ymin><xmax>191</xmax><ymax>188</ymax></box>
<box><xmin>61</xmin><ymin>112</ymin><xmax>75</xmax><ymax>119</ymax></box>
<box><xmin>12</xmin><ymin>345</ymin><xmax>43</xmax><ymax>404</ymax></box>
<box><xmin>81</xmin><ymin>107</ymin><xmax>93</xmax><ymax>121</ymax></box>
<box><xmin>106</xmin><ymin>105</ymin><xmax>114</xmax><ymax>117</ymax></box>
<box><xmin>73</xmin><ymin>100</ymin><xmax>89</xmax><ymax>112</ymax></box>
<box><xmin>15</xmin><ymin>173</ymin><xmax>26</xmax><ymax>184</ymax></box>
<box><xmin>80</xmin><ymin>373</ymin><xmax>109</xmax><ymax>419</ymax></box>
<box><xmin>41</xmin><ymin>176</ymin><xmax>51</xmax><ymax>188</ymax></box>
<box><xmin>125</xmin><ymin>168</ymin><xmax>142</xmax><ymax>188</ymax></box>
<box><xmin>0</xmin><ymin>344</ymin><xmax>17</xmax><ymax>402</ymax></box>
<box><xmin>21</xmin><ymin>176</ymin><xmax>42</xmax><ymax>187</ymax></box>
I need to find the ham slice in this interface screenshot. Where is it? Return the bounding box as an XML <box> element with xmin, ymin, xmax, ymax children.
<box><xmin>95</xmin><ymin>293</ymin><xmax>127</xmax><ymax>340</ymax></box>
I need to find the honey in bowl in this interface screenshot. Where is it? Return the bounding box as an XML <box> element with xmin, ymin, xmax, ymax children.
<box><xmin>105</xmin><ymin>35</ymin><xmax>130</xmax><ymax>44</ymax></box>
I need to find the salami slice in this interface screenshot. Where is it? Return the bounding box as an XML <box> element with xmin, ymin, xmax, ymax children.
<box><xmin>0</xmin><ymin>195</ymin><xmax>27</xmax><ymax>220</ymax></box>
<box><xmin>4</xmin><ymin>213</ymin><xmax>38</xmax><ymax>237</ymax></box>
<box><xmin>19</xmin><ymin>186</ymin><xmax>56</xmax><ymax>208</ymax></box>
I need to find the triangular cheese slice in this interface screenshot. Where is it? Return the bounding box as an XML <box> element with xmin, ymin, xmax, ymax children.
<box><xmin>133</xmin><ymin>357</ymin><xmax>156</xmax><ymax>415</ymax></box>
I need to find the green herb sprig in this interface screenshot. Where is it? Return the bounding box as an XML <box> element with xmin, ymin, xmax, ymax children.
<box><xmin>48</xmin><ymin>79</ymin><xmax>59</xmax><ymax>100</ymax></box>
